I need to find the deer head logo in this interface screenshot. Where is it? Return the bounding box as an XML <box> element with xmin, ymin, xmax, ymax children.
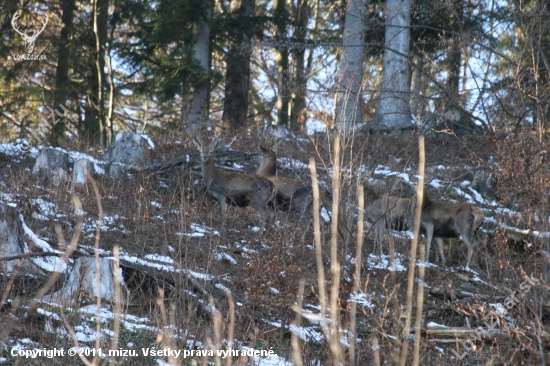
<box><xmin>11</xmin><ymin>11</ymin><xmax>49</xmax><ymax>54</ymax></box>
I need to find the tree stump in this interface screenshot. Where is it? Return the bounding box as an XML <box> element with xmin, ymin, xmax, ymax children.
<box><xmin>43</xmin><ymin>257</ymin><xmax>126</xmax><ymax>307</ymax></box>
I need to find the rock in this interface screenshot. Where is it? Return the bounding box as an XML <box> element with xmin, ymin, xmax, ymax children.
<box><xmin>426</xmin><ymin>164</ymin><xmax>474</xmax><ymax>182</ymax></box>
<box><xmin>32</xmin><ymin>148</ymin><xmax>70</xmax><ymax>186</ymax></box>
<box><xmin>471</xmin><ymin>169</ymin><xmax>496</xmax><ymax>199</ymax></box>
<box><xmin>421</xmin><ymin>108</ymin><xmax>483</xmax><ymax>138</ymax></box>
<box><xmin>0</xmin><ymin>203</ymin><xmax>43</xmax><ymax>275</ymax></box>
<box><xmin>42</xmin><ymin>257</ymin><xmax>126</xmax><ymax>307</ymax></box>
<box><xmin>103</xmin><ymin>132</ymin><xmax>152</xmax><ymax>165</ymax></box>
<box><xmin>108</xmin><ymin>163</ymin><xmax>124</xmax><ymax>178</ymax></box>
<box><xmin>71</xmin><ymin>159</ymin><xmax>94</xmax><ymax>186</ymax></box>
<box><xmin>51</xmin><ymin>167</ymin><xmax>70</xmax><ymax>186</ymax></box>
<box><xmin>263</xmin><ymin>125</ymin><xmax>289</xmax><ymax>140</ymax></box>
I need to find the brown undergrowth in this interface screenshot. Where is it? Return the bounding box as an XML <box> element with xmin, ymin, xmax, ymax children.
<box><xmin>0</xmin><ymin>131</ymin><xmax>548</xmax><ymax>365</ymax></box>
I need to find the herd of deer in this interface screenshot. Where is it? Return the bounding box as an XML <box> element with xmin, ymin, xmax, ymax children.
<box><xmin>193</xmin><ymin>137</ymin><xmax>485</xmax><ymax>268</ymax></box>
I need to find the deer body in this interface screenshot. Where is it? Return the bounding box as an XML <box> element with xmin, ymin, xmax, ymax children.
<box><xmin>408</xmin><ymin>195</ymin><xmax>484</xmax><ymax>268</ymax></box>
<box><xmin>363</xmin><ymin>182</ymin><xmax>411</xmax><ymax>254</ymax></box>
<box><xmin>256</xmin><ymin>146</ymin><xmax>314</xmax><ymax>240</ymax></box>
<box><xmin>256</xmin><ymin>146</ymin><xmax>313</xmax><ymax>216</ymax></box>
<box><xmin>196</xmin><ymin>141</ymin><xmax>275</xmax><ymax>236</ymax></box>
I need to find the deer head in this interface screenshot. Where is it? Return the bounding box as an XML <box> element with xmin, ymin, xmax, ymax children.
<box><xmin>12</xmin><ymin>11</ymin><xmax>49</xmax><ymax>54</ymax></box>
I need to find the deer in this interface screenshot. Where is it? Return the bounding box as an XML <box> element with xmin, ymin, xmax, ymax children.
<box><xmin>407</xmin><ymin>190</ymin><xmax>485</xmax><ymax>268</ymax></box>
<box><xmin>193</xmin><ymin>138</ymin><xmax>275</xmax><ymax>237</ymax></box>
<box><xmin>256</xmin><ymin>145</ymin><xmax>315</xmax><ymax>240</ymax></box>
<box><xmin>362</xmin><ymin>181</ymin><xmax>411</xmax><ymax>254</ymax></box>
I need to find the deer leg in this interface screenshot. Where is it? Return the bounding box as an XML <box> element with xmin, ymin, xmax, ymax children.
<box><xmin>376</xmin><ymin>220</ymin><xmax>385</xmax><ymax>256</ymax></box>
<box><xmin>459</xmin><ymin>228</ymin><xmax>477</xmax><ymax>268</ymax></box>
<box><xmin>463</xmin><ymin>235</ymin><xmax>475</xmax><ymax>268</ymax></box>
<box><xmin>299</xmin><ymin>216</ymin><xmax>312</xmax><ymax>243</ymax></box>
<box><xmin>218</xmin><ymin>195</ymin><xmax>227</xmax><ymax>224</ymax></box>
<box><xmin>424</xmin><ymin>222</ymin><xmax>434</xmax><ymax>265</ymax></box>
<box><xmin>258</xmin><ymin>210</ymin><xmax>268</xmax><ymax>238</ymax></box>
<box><xmin>434</xmin><ymin>237</ymin><xmax>445</xmax><ymax>266</ymax></box>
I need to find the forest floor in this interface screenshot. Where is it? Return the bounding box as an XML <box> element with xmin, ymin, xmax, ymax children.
<box><xmin>0</xmin><ymin>131</ymin><xmax>547</xmax><ymax>365</ymax></box>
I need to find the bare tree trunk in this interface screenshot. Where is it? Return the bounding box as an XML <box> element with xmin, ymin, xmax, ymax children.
<box><xmin>410</xmin><ymin>51</ymin><xmax>424</xmax><ymax>117</ymax></box>
<box><xmin>274</xmin><ymin>0</ymin><xmax>290</xmax><ymax>127</ymax></box>
<box><xmin>442</xmin><ymin>0</ymin><xmax>465</xmax><ymax>124</ymax></box>
<box><xmin>370</xmin><ymin>0</ymin><xmax>412</xmax><ymax>132</ymax></box>
<box><xmin>188</xmin><ymin>2</ymin><xmax>213</xmax><ymax>135</ymax></box>
<box><xmin>51</xmin><ymin>0</ymin><xmax>76</xmax><ymax>144</ymax></box>
<box><xmin>289</xmin><ymin>0</ymin><xmax>312</xmax><ymax>132</ymax></box>
<box><xmin>83</xmin><ymin>0</ymin><xmax>108</xmax><ymax>145</ymax></box>
<box><xmin>222</xmin><ymin>0</ymin><xmax>255</xmax><ymax>131</ymax></box>
<box><xmin>333</xmin><ymin>0</ymin><xmax>369</xmax><ymax>132</ymax></box>
<box><xmin>446</xmin><ymin>0</ymin><xmax>464</xmax><ymax>105</ymax></box>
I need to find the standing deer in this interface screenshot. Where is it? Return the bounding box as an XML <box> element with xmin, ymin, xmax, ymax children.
<box><xmin>408</xmin><ymin>191</ymin><xmax>484</xmax><ymax>268</ymax></box>
<box><xmin>256</xmin><ymin>146</ymin><xmax>314</xmax><ymax>240</ymax></box>
<box><xmin>193</xmin><ymin>138</ymin><xmax>275</xmax><ymax>237</ymax></box>
<box><xmin>363</xmin><ymin>182</ymin><xmax>411</xmax><ymax>254</ymax></box>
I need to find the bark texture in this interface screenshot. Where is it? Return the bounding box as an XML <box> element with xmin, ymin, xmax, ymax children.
<box><xmin>333</xmin><ymin>0</ymin><xmax>369</xmax><ymax>131</ymax></box>
<box><xmin>222</xmin><ymin>0</ymin><xmax>255</xmax><ymax>131</ymax></box>
<box><xmin>188</xmin><ymin>2</ymin><xmax>213</xmax><ymax>135</ymax></box>
<box><xmin>370</xmin><ymin>0</ymin><xmax>412</xmax><ymax>132</ymax></box>
<box><xmin>51</xmin><ymin>0</ymin><xmax>76</xmax><ymax>143</ymax></box>
<box><xmin>274</xmin><ymin>0</ymin><xmax>290</xmax><ymax>127</ymax></box>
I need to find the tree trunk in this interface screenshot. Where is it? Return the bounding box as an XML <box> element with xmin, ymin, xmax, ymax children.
<box><xmin>289</xmin><ymin>0</ymin><xmax>312</xmax><ymax>132</ymax></box>
<box><xmin>446</xmin><ymin>0</ymin><xmax>464</xmax><ymax>105</ymax></box>
<box><xmin>188</xmin><ymin>2</ymin><xmax>213</xmax><ymax>135</ymax></box>
<box><xmin>333</xmin><ymin>0</ymin><xmax>369</xmax><ymax>132</ymax></box>
<box><xmin>410</xmin><ymin>51</ymin><xmax>424</xmax><ymax>117</ymax></box>
<box><xmin>51</xmin><ymin>0</ymin><xmax>76</xmax><ymax>144</ymax></box>
<box><xmin>222</xmin><ymin>0</ymin><xmax>255</xmax><ymax>131</ymax></box>
<box><xmin>370</xmin><ymin>0</ymin><xmax>412</xmax><ymax>132</ymax></box>
<box><xmin>274</xmin><ymin>0</ymin><xmax>290</xmax><ymax>127</ymax></box>
<box><xmin>83</xmin><ymin>0</ymin><xmax>108</xmax><ymax>145</ymax></box>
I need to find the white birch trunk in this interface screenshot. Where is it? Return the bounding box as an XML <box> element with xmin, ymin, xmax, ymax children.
<box><xmin>371</xmin><ymin>0</ymin><xmax>412</xmax><ymax>132</ymax></box>
<box><xmin>188</xmin><ymin>4</ymin><xmax>213</xmax><ymax>135</ymax></box>
<box><xmin>333</xmin><ymin>0</ymin><xmax>369</xmax><ymax>132</ymax></box>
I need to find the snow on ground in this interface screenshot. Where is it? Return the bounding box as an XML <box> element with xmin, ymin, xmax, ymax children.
<box><xmin>367</xmin><ymin>253</ymin><xmax>407</xmax><ymax>272</ymax></box>
<box><xmin>2</xmin><ymin>141</ymin><xmax>549</xmax><ymax>365</ymax></box>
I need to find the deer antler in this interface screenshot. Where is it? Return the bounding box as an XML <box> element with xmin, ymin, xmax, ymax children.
<box><xmin>11</xmin><ymin>11</ymin><xmax>26</xmax><ymax>37</ymax></box>
<box><xmin>11</xmin><ymin>11</ymin><xmax>48</xmax><ymax>40</ymax></box>
<box><xmin>11</xmin><ymin>11</ymin><xmax>49</xmax><ymax>53</ymax></box>
<box><xmin>191</xmin><ymin>137</ymin><xmax>202</xmax><ymax>150</ymax></box>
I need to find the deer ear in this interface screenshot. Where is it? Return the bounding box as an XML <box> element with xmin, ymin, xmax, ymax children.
<box><xmin>259</xmin><ymin>145</ymin><xmax>268</xmax><ymax>153</ymax></box>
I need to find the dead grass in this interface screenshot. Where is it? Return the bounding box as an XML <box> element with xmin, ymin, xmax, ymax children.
<box><xmin>0</xmin><ymin>131</ymin><xmax>548</xmax><ymax>365</ymax></box>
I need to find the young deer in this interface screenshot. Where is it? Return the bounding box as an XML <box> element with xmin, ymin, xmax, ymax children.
<box><xmin>408</xmin><ymin>192</ymin><xmax>484</xmax><ymax>268</ymax></box>
<box><xmin>363</xmin><ymin>182</ymin><xmax>411</xmax><ymax>254</ymax></box>
<box><xmin>256</xmin><ymin>146</ymin><xmax>314</xmax><ymax>240</ymax></box>
<box><xmin>193</xmin><ymin>138</ymin><xmax>275</xmax><ymax>237</ymax></box>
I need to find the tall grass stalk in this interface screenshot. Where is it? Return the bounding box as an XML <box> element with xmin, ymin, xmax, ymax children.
<box><xmin>399</xmin><ymin>135</ymin><xmax>425</xmax><ymax>366</ymax></box>
<box><xmin>309</xmin><ymin>156</ymin><xmax>327</xmax><ymax>338</ymax></box>
<box><xmin>329</xmin><ymin>133</ymin><xmax>343</xmax><ymax>365</ymax></box>
<box><xmin>291</xmin><ymin>278</ymin><xmax>306</xmax><ymax>366</ymax></box>
<box><xmin>413</xmin><ymin>241</ymin><xmax>426</xmax><ymax>365</ymax></box>
<box><xmin>349</xmin><ymin>183</ymin><xmax>364</xmax><ymax>365</ymax></box>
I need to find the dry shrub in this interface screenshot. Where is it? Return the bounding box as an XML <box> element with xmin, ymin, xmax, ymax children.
<box><xmin>493</xmin><ymin>130</ymin><xmax>550</xmax><ymax>215</ymax></box>
<box><xmin>244</xmin><ymin>244</ymin><xmax>302</xmax><ymax>312</ymax></box>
